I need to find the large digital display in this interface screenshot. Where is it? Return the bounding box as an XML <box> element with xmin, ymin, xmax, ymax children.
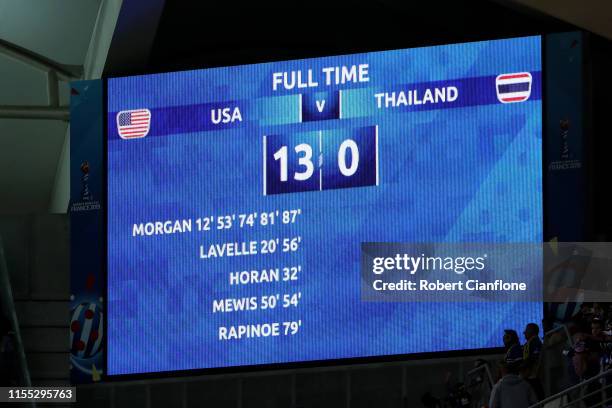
<box><xmin>107</xmin><ymin>36</ymin><xmax>543</xmax><ymax>376</ymax></box>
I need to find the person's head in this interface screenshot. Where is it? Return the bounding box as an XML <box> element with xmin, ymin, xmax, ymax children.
<box><xmin>503</xmin><ymin>329</ymin><xmax>519</xmax><ymax>348</ymax></box>
<box><xmin>574</xmin><ymin>332</ymin><xmax>587</xmax><ymax>344</ymax></box>
<box><xmin>593</xmin><ymin>303</ymin><xmax>604</xmax><ymax>317</ymax></box>
<box><xmin>524</xmin><ymin>323</ymin><xmax>539</xmax><ymax>341</ymax></box>
<box><xmin>592</xmin><ymin>319</ymin><xmax>604</xmax><ymax>337</ymax></box>
<box><xmin>580</xmin><ymin>302</ymin><xmax>593</xmax><ymax>314</ymax></box>
<box><xmin>500</xmin><ymin>360</ymin><xmax>520</xmax><ymax>376</ymax></box>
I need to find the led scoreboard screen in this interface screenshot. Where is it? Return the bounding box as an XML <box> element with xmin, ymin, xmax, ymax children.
<box><xmin>107</xmin><ymin>36</ymin><xmax>543</xmax><ymax>376</ymax></box>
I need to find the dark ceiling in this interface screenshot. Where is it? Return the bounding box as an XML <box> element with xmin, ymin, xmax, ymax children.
<box><xmin>145</xmin><ymin>0</ymin><xmax>573</xmax><ymax>74</ymax></box>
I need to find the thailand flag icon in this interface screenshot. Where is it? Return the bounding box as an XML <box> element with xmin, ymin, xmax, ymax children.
<box><xmin>116</xmin><ymin>109</ymin><xmax>151</xmax><ymax>139</ymax></box>
<box><xmin>495</xmin><ymin>72</ymin><xmax>532</xmax><ymax>103</ymax></box>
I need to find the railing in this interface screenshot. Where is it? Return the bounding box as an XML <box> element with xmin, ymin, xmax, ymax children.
<box><xmin>546</xmin><ymin>324</ymin><xmax>574</xmax><ymax>348</ymax></box>
<box><xmin>466</xmin><ymin>363</ymin><xmax>496</xmax><ymax>408</ymax></box>
<box><xmin>529</xmin><ymin>368</ymin><xmax>612</xmax><ymax>408</ymax></box>
<box><xmin>0</xmin><ymin>235</ymin><xmax>33</xmax><ymax>389</ymax></box>
<box><xmin>467</xmin><ymin>363</ymin><xmax>495</xmax><ymax>390</ymax></box>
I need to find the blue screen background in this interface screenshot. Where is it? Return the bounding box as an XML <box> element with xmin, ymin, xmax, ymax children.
<box><xmin>107</xmin><ymin>36</ymin><xmax>542</xmax><ymax>375</ymax></box>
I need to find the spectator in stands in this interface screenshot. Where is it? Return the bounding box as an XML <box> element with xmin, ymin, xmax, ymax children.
<box><xmin>592</xmin><ymin>303</ymin><xmax>605</xmax><ymax>321</ymax></box>
<box><xmin>489</xmin><ymin>359</ymin><xmax>537</xmax><ymax>408</ymax></box>
<box><xmin>569</xmin><ymin>333</ymin><xmax>589</xmax><ymax>380</ymax></box>
<box><xmin>0</xmin><ymin>316</ymin><xmax>16</xmax><ymax>386</ymax></box>
<box><xmin>563</xmin><ymin>334</ymin><xmax>593</xmax><ymax>406</ymax></box>
<box><xmin>579</xmin><ymin>318</ymin><xmax>611</xmax><ymax>407</ymax></box>
<box><xmin>584</xmin><ymin>319</ymin><xmax>611</xmax><ymax>375</ymax></box>
<box><xmin>446</xmin><ymin>382</ymin><xmax>471</xmax><ymax>408</ymax></box>
<box><xmin>571</xmin><ymin>302</ymin><xmax>594</xmax><ymax>334</ymax></box>
<box><xmin>589</xmin><ymin>318</ymin><xmax>610</xmax><ymax>341</ymax></box>
<box><xmin>577</xmin><ymin>318</ymin><xmax>611</xmax><ymax>373</ymax></box>
<box><xmin>442</xmin><ymin>371</ymin><xmax>472</xmax><ymax>407</ymax></box>
<box><xmin>522</xmin><ymin>323</ymin><xmax>544</xmax><ymax>401</ymax></box>
<box><xmin>503</xmin><ymin>329</ymin><xmax>523</xmax><ymax>365</ymax></box>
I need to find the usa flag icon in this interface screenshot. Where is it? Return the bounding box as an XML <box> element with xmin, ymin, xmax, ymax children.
<box><xmin>116</xmin><ymin>109</ymin><xmax>151</xmax><ymax>139</ymax></box>
<box><xmin>495</xmin><ymin>72</ymin><xmax>532</xmax><ymax>103</ymax></box>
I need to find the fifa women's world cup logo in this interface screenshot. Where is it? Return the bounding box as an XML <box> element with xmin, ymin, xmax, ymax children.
<box><xmin>80</xmin><ymin>161</ymin><xmax>92</xmax><ymax>201</ymax></box>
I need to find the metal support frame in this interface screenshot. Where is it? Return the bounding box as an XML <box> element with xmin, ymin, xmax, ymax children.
<box><xmin>0</xmin><ymin>38</ymin><xmax>81</xmax><ymax>120</ymax></box>
<box><xmin>467</xmin><ymin>363</ymin><xmax>495</xmax><ymax>390</ymax></box>
<box><xmin>0</xmin><ymin>106</ymin><xmax>69</xmax><ymax>120</ymax></box>
<box><xmin>0</xmin><ymin>236</ymin><xmax>35</xmax><ymax>408</ymax></box>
